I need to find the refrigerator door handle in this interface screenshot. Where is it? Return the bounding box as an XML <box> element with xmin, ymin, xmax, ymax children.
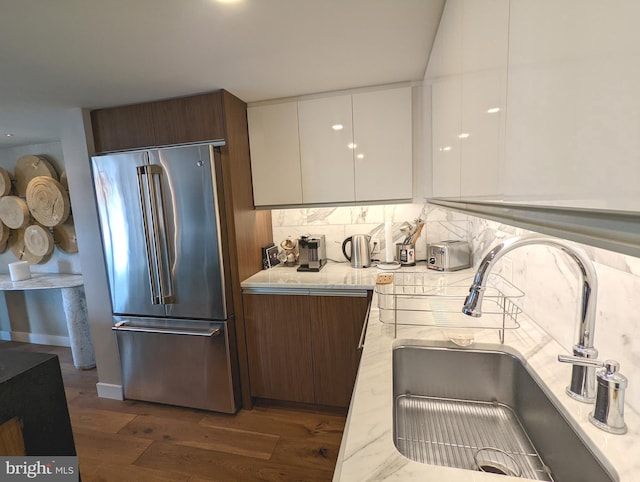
<box><xmin>112</xmin><ymin>321</ymin><xmax>221</xmax><ymax>337</ymax></box>
<box><xmin>137</xmin><ymin>163</ymin><xmax>175</xmax><ymax>304</ymax></box>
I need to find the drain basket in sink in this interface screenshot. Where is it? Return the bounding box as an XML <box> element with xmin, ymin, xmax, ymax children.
<box><xmin>394</xmin><ymin>394</ymin><xmax>554</xmax><ymax>481</ymax></box>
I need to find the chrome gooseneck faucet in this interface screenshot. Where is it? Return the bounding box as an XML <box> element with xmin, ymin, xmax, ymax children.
<box><xmin>462</xmin><ymin>235</ymin><xmax>599</xmax><ymax>403</ymax></box>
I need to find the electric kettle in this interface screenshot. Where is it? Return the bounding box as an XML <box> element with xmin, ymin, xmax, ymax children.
<box><xmin>342</xmin><ymin>234</ymin><xmax>372</xmax><ymax>268</ymax></box>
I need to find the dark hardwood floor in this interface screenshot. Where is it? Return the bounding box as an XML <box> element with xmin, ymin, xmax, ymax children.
<box><xmin>0</xmin><ymin>342</ymin><xmax>346</xmax><ymax>482</ymax></box>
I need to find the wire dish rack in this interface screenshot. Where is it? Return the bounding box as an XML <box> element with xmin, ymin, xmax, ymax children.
<box><xmin>375</xmin><ymin>272</ymin><xmax>524</xmax><ymax>343</ymax></box>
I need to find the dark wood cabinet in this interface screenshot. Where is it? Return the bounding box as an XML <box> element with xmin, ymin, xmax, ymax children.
<box><xmin>243</xmin><ymin>293</ymin><xmax>314</xmax><ymax>403</ymax></box>
<box><xmin>91</xmin><ymin>91</ymin><xmax>225</xmax><ymax>153</ymax></box>
<box><xmin>0</xmin><ymin>350</ymin><xmax>76</xmax><ymax>456</ymax></box>
<box><xmin>150</xmin><ymin>92</ymin><xmax>225</xmax><ymax>147</ymax></box>
<box><xmin>310</xmin><ymin>294</ymin><xmax>370</xmax><ymax>407</ymax></box>
<box><xmin>91</xmin><ymin>102</ymin><xmax>156</xmax><ymax>153</ymax></box>
<box><xmin>243</xmin><ymin>291</ymin><xmax>371</xmax><ymax>408</ymax></box>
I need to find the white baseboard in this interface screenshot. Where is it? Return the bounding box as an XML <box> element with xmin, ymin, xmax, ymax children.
<box><xmin>96</xmin><ymin>382</ymin><xmax>124</xmax><ymax>400</ymax></box>
<box><xmin>3</xmin><ymin>331</ymin><xmax>71</xmax><ymax>347</ymax></box>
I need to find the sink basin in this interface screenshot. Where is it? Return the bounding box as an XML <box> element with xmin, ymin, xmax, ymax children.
<box><xmin>393</xmin><ymin>343</ymin><xmax>617</xmax><ymax>481</ymax></box>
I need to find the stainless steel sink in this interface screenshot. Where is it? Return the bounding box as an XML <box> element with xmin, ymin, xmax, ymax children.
<box><xmin>393</xmin><ymin>343</ymin><xmax>618</xmax><ymax>481</ymax></box>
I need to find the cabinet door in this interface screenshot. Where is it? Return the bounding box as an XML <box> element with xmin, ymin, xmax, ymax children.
<box><xmin>298</xmin><ymin>95</ymin><xmax>355</xmax><ymax>204</ymax></box>
<box><xmin>243</xmin><ymin>293</ymin><xmax>314</xmax><ymax>403</ymax></box>
<box><xmin>248</xmin><ymin>102</ymin><xmax>303</xmax><ymax>206</ymax></box>
<box><xmin>352</xmin><ymin>87</ymin><xmax>413</xmax><ymax>202</ymax></box>
<box><xmin>431</xmin><ymin>80</ymin><xmax>462</xmax><ymax>198</ymax></box>
<box><xmin>91</xmin><ymin>103</ymin><xmax>156</xmax><ymax>153</ymax></box>
<box><xmin>151</xmin><ymin>92</ymin><xmax>225</xmax><ymax>146</ymax></box>
<box><xmin>91</xmin><ymin>92</ymin><xmax>226</xmax><ymax>153</ymax></box>
<box><xmin>310</xmin><ymin>293</ymin><xmax>370</xmax><ymax>408</ymax></box>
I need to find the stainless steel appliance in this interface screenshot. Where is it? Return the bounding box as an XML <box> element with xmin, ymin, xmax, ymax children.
<box><xmin>297</xmin><ymin>235</ymin><xmax>326</xmax><ymax>271</ymax></box>
<box><xmin>91</xmin><ymin>143</ymin><xmax>239</xmax><ymax>413</ymax></box>
<box><xmin>427</xmin><ymin>240</ymin><xmax>471</xmax><ymax>271</ymax></box>
<box><xmin>342</xmin><ymin>234</ymin><xmax>372</xmax><ymax>268</ymax></box>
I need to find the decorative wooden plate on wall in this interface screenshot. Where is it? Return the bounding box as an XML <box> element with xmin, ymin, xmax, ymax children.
<box><xmin>0</xmin><ymin>196</ymin><xmax>30</xmax><ymax>229</ymax></box>
<box><xmin>0</xmin><ymin>168</ymin><xmax>12</xmax><ymax>197</ymax></box>
<box><xmin>53</xmin><ymin>218</ymin><xmax>78</xmax><ymax>253</ymax></box>
<box><xmin>14</xmin><ymin>155</ymin><xmax>58</xmax><ymax>197</ymax></box>
<box><xmin>0</xmin><ymin>221</ymin><xmax>9</xmax><ymax>246</ymax></box>
<box><xmin>24</xmin><ymin>224</ymin><xmax>55</xmax><ymax>257</ymax></box>
<box><xmin>8</xmin><ymin>228</ymin><xmax>50</xmax><ymax>264</ymax></box>
<box><xmin>25</xmin><ymin>176</ymin><xmax>70</xmax><ymax>227</ymax></box>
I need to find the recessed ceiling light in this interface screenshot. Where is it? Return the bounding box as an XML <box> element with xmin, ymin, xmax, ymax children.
<box><xmin>439</xmin><ymin>146</ymin><xmax>452</xmax><ymax>152</ymax></box>
<box><xmin>5</xmin><ymin>133</ymin><xmax>14</xmax><ymax>137</ymax></box>
<box><xmin>487</xmin><ymin>107</ymin><xmax>501</xmax><ymax>114</ymax></box>
<box><xmin>356</xmin><ymin>154</ymin><xmax>365</xmax><ymax>159</ymax></box>
<box><xmin>348</xmin><ymin>143</ymin><xmax>357</xmax><ymax>149</ymax></box>
<box><xmin>457</xmin><ymin>133</ymin><xmax>470</xmax><ymax>139</ymax></box>
<box><xmin>216</xmin><ymin>0</ymin><xmax>242</xmax><ymax>4</ymax></box>
<box><xmin>332</xmin><ymin>124</ymin><xmax>343</xmax><ymax>131</ymax></box>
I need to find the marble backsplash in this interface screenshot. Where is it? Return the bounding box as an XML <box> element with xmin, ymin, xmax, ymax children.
<box><xmin>468</xmin><ymin>215</ymin><xmax>640</xmax><ymax>414</ymax></box>
<box><xmin>271</xmin><ymin>202</ymin><xmax>640</xmax><ymax>413</ymax></box>
<box><xmin>271</xmin><ymin>202</ymin><xmax>469</xmax><ymax>263</ymax></box>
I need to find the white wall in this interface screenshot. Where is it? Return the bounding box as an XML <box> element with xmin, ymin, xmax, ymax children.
<box><xmin>0</xmin><ymin>141</ymin><xmax>81</xmax><ymax>345</ymax></box>
<box><xmin>61</xmin><ymin>109</ymin><xmax>122</xmax><ymax>396</ymax></box>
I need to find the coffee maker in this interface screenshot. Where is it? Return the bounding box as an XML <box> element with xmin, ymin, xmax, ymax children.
<box><xmin>297</xmin><ymin>235</ymin><xmax>327</xmax><ymax>272</ymax></box>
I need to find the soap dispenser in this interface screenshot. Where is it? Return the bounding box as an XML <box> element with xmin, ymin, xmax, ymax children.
<box><xmin>590</xmin><ymin>360</ymin><xmax>628</xmax><ymax>434</ymax></box>
<box><xmin>558</xmin><ymin>355</ymin><xmax>628</xmax><ymax>434</ymax></box>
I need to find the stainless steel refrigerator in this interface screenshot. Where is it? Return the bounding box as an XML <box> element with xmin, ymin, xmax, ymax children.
<box><xmin>91</xmin><ymin>143</ymin><xmax>239</xmax><ymax>413</ymax></box>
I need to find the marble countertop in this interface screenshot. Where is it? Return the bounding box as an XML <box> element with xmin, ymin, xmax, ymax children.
<box><xmin>242</xmin><ymin>263</ymin><xmax>639</xmax><ymax>481</ymax></box>
<box><xmin>0</xmin><ymin>273</ymin><xmax>83</xmax><ymax>290</ymax></box>
<box><xmin>241</xmin><ymin>261</ymin><xmax>379</xmax><ymax>291</ymax></box>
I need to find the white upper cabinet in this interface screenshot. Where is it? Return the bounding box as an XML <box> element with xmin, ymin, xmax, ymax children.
<box><xmin>505</xmin><ymin>0</ymin><xmax>640</xmax><ymax>211</ymax></box>
<box><xmin>426</xmin><ymin>0</ymin><xmax>508</xmax><ymax>201</ymax></box>
<box><xmin>428</xmin><ymin>0</ymin><xmax>463</xmax><ymax>199</ymax></box>
<box><xmin>352</xmin><ymin>87</ymin><xmax>412</xmax><ymax>202</ymax></box>
<box><xmin>298</xmin><ymin>95</ymin><xmax>355</xmax><ymax>204</ymax></box>
<box><xmin>248</xmin><ymin>86</ymin><xmax>414</xmax><ymax>207</ymax></box>
<box><xmin>428</xmin><ymin>0</ymin><xmax>640</xmax><ymax>212</ymax></box>
<box><xmin>248</xmin><ymin>102</ymin><xmax>303</xmax><ymax>206</ymax></box>
<box><xmin>431</xmin><ymin>80</ymin><xmax>462</xmax><ymax>198</ymax></box>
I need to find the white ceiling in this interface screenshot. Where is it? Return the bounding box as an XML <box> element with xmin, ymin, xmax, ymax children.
<box><xmin>0</xmin><ymin>0</ymin><xmax>444</xmax><ymax>147</ymax></box>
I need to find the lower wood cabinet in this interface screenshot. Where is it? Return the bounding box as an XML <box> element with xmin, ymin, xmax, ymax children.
<box><xmin>243</xmin><ymin>293</ymin><xmax>314</xmax><ymax>403</ymax></box>
<box><xmin>243</xmin><ymin>290</ymin><xmax>371</xmax><ymax>408</ymax></box>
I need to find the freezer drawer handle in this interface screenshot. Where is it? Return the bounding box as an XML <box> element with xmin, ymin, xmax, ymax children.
<box><xmin>112</xmin><ymin>321</ymin><xmax>221</xmax><ymax>337</ymax></box>
<box><xmin>137</xmin><ymin>163</ymin><xmax>176</xmax><ymax>305</ymax></box>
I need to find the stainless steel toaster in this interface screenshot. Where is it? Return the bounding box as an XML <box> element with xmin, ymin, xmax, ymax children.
<box><xmin>427</xmin><ymin>240</ymin><xmax>471</xmax><ymax>271</ymax></box>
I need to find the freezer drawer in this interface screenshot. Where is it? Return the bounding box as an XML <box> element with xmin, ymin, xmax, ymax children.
<box><xmin>112</xmin><ymin>317</ymin><xmax>238</xmax><ymax>413</ymax></box>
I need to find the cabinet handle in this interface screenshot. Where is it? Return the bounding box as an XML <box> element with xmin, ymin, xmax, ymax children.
<box><xmin>357</xmin><ymin>300</ymin><xmax>372</xmax><ymax>350</ymax></box>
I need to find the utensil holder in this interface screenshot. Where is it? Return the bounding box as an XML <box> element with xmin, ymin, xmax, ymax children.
<box><xmin>395</xmin><ymin>243</ymin><xmax>416</xmax><ymax>266</ymax></box>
